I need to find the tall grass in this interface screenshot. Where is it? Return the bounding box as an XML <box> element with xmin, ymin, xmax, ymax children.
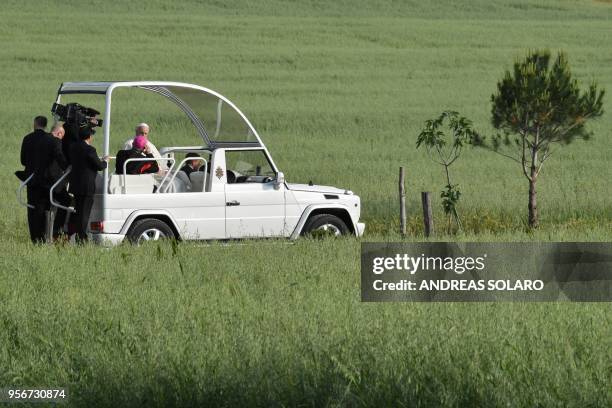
<box><xmin>0</xmin><ymin>238</ymin><xmax>610</xmax><ymax>406</ymax></box>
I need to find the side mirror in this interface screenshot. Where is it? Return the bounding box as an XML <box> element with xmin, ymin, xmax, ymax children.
<box><xmin>274</xmin><ymin>172</ymin><xmax>285</xmax><ymax>190</ymax></box>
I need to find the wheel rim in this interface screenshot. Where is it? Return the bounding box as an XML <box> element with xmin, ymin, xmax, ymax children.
<box><xmin>138</xmin><ymin>228</ymin><xmax>166</xmax><ymax>243</ymax></box>
<box><xmin>313</xmin><ymin>223</ymin><xmax>342</xmax><ymax>237</ymax></box>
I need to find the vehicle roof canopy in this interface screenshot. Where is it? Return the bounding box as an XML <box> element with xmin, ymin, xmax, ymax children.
<box><xmin>57</xmin><ymin>81</ymin><xmax>263</xmax><ymax>149</ymax></box>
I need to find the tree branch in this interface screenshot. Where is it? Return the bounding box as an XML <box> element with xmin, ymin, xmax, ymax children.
<box><xmin>537</xmin><ymin>145</ymin><xmax>553</xmax><ymax>174</ymax></box>
<box><xmin>546</xmin><ymin>112</ymin><xmax>595</xmax><ymax>143</ymax></box>
<box><xmin>530</xmin><ymin>127</ymin><xmax>540</xmax><ymax>180</ymax></box>
<box><xmin>482</xmin><ymin>145</ymin><xmax>523</xmax><ymax>165</ymax></box>
<box><xmin>521</xmin><ymin>135</ymin><xmax>532</xmax><ymax>181</ymax></box>
<box><xmin>434</xmin><ymin>144</ymin><xmax>451</xmax><ymax>166</ymax></box>
<box><xmin>426</xmin><ymin>146</ymin><xmax>446</xmax><ymax>166</ymax></box>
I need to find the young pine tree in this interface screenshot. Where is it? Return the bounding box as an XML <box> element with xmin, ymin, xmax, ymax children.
<box><xmin>476</xmin><ymin>50</ymin><xmax>604</xmax><ymax>228</ymax></box>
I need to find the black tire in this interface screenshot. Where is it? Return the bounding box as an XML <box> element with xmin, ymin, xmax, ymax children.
<box><xmin>126</xmin><ymin>218</ymin><xmax>175</xmax><ymax>245</ymax></box>
<box><xmin>301</xmin><ymin>214</ymin><xmax>350</xmax><ymax>238</ymax></box>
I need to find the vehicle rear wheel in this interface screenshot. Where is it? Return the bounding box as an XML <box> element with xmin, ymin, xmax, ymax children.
<box><xmin>301</xmin><ymin>214</ymin><xmax>350</xmax><ymax>238</ymax></box>
<box><xmin>127</xmin><ymin>218</ymin><xmax>175</xmax><ymax>245</ymax></box>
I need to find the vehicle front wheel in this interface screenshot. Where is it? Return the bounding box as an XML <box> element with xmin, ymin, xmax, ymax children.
<box><xmin>127</xmin><ymin>218</ymin><xmax>175</xmax><ymax>245</ymax></box>
<box><xmin>301</xmin><ymin>214</ymin><xmax>350</xmax><ymax>238</ymax></box>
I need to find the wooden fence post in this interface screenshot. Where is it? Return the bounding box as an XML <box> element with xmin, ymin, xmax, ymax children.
<box><xmin>421</xmin><ymin>192</ymin><xmax>433</xmax><ymax>237</ymax></box>
<box><xmin>399</xmin><ymin>167</ymin><xmax>406</xmax><ymax>236</ymax></box>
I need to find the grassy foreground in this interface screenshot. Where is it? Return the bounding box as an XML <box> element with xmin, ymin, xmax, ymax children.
<box><xmin>0</xmin><ymin>237</ymin><xmax>610</xmax><ymax>407</ymax></box>
<box><xmin>0</xmin><ymin>1</ymin><xmax>611</xmax><ymax>406</ymax></box>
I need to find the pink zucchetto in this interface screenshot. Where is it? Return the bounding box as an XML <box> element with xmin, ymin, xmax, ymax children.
<box><xmin>133</xmin><ymin>135</ymin><xmax>147</xmax><ymax>150</ymax></box>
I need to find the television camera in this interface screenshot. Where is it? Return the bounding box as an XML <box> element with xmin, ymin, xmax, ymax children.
<box><xmin>51</xmin><ymin>102</ymin><xmax>103</xmax><ymax>130</ymax></box>
<box><xmin>51</xmin><ymin>102</ymin><xmax>103</xmax><ymax>159</ymax></box>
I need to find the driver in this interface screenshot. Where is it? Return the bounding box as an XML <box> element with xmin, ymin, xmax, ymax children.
<box><xmin>180</xmin><ymin>153</ymin><xmax>203</xmax><ymax>177</ymax></box>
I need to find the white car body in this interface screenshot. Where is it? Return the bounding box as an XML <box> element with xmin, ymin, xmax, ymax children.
<box><xmin>46</xmin><ymin>81</ymin><xmax>365</xmax><ymax>244</ymax></box>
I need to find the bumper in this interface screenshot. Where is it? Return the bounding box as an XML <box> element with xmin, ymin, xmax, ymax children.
<box><xmin>355</xmin><ymin>222</ymin><xmax>366</xmax><ymax>237</ymax></box>
<box><xmin>90</xmin><ymin>233</ymin><xmax>126</xmax><ymax>246</ymax></box>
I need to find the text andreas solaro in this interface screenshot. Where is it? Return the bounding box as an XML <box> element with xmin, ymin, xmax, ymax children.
<box><xmin>360</xmin><ymin>242</ymin><xmax>612</xmax><ymax>302</ymax></box>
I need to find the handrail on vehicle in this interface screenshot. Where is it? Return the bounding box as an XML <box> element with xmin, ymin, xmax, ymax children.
<box><xmin>161</xmin><ymin>157</ymin><xmax>208</xmax><ymax>193</ymax></box>
<box><xmin>16</xmin><ymin>173</ymin><xmax>35</xmax><ymax>209</ymax></box>
<box><xmin>122</xmin><ymin>157</ymin><xmax>176</xmax><ymax>194</ymax></box>
<box><xmin>49</xmin><ymin>166</ymin><xmax>75</xmax><ymax>213</ymax></box>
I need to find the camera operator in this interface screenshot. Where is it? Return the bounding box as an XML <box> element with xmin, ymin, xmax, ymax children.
<box><xmin>19</xmin><ymin>116</ymin><xmax>67</xmax><ymax>243</ymax></box>
<box><xmin>68</xmin><ymin>126</ymin><xmax>109</xmax><ymax>243</ymax></box>
<box><xmin>55</xmin><ymin>103</ymin><xmax>103</xmax><ymax>161</ymax></box>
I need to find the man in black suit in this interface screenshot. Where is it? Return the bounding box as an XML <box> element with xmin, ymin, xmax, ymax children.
<box><xmin>20</xmin><ymin>116</ymin><xmax>68</xmax><ymax>243</ymax></box>
<box><xmin>62</xmin><ymin>112</ymin><xmax>102</xmax><ymax>161</ymax></box>
<box><xmin>68</xmin><ymin>126</ymin><xmax>108</xmax><ymax>243</ymax></box>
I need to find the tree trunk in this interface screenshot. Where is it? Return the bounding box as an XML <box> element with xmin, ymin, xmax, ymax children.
<box><xmin>526</xmin><ymin>131</ymin><xmax>541</xmax><ymax>229</ymax></box>
<box><xmin>528</xmin><ymin>170</ymin><xmax>538</xmax><ymax>228</ymax></box>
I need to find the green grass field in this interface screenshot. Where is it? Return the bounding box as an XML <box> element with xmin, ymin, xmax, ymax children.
<box><xmin>0</xmin><ymin>1</ymin><xmax>611</xmax><ymax>406</ymax></box>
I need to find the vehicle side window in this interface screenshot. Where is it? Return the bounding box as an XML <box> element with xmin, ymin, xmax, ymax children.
<box><xmin>170</xmin><ymin>153</ymin><xmax>209</xmax><ymax>193</ymax></box>
<box><xmin>225</xmin><ymin>150</ymin><xmax>275</xmax><ymax>184</ymax></box>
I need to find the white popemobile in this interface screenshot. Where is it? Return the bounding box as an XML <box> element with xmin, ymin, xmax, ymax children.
<box><xmin>20</xmin><ymin>81</ymin><xmax>365</xmax><ymax>244</ymax></box>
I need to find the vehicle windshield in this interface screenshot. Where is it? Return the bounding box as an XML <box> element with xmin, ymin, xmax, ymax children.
<box><xmin>143</xmin><ymin>85</ymin><xmax>259</xmax><ymax>146</ymax></box>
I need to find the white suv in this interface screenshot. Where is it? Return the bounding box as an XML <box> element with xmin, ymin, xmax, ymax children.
<box><xmin>45</xmin><ymin>81</ymin><xmax>365</xmax><ymax>244</ymax></box>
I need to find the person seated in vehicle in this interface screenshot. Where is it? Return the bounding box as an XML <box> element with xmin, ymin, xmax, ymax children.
<box><xmin>180</xmin><ymin>153</ymin><xmax>204</xmax><ymax>177</ymax></box>
<box><xmin>115</xmin><ymin>135</ymin><xmax>159</xmax><ymax>175</ymax></box>
<box><xmin>197</xmin><ymin>153</ymin><xmax>212</xmax><ymax>173</ymax></box>
<box><xmin>122</xmin><ymin>123</ymin><xmax>167</xmax><ymax>170</ymax></box>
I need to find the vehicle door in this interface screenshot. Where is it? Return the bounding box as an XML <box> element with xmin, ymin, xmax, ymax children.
<box><xmin>165</xmin><ymin>154</ymin><xmax>226</xmax><ymax>240</ymax></box>
<box><xmin>224</xmin><ymin>149</ymin><xmax>285</xmax><ymax>238</ymax></box>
